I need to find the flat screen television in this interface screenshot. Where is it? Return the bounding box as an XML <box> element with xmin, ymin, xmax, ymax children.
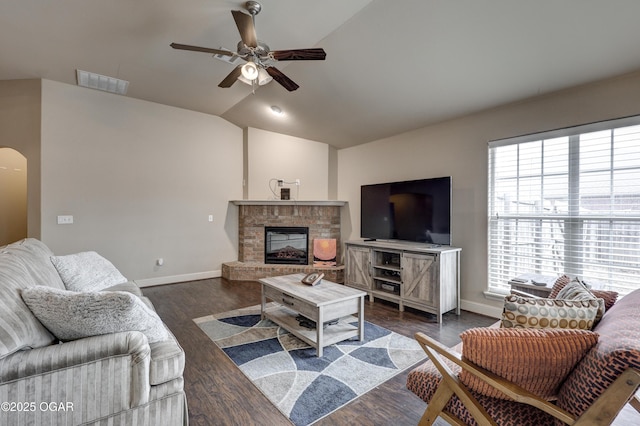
<box><xmin>360</xmin><ymin>176</ymin><xmax>452</xmax><ymax>245</ymax></box>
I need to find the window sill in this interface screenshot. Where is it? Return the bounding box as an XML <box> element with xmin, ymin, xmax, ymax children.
<box><xmin>484</xmin><ymin>289</ymin><xmax>509</xmax><ymax>301</ymax></box>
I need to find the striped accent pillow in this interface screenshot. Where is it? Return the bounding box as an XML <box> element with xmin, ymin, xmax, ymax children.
<box><xmin>555</xmin><ymin>279</ymin><xmax>605</xmax><ymax>323</ymax></box>
<box><xmin>550</xmin><ymin>275</ymin><xmax>618</xmax><ymax>311</ymax></box>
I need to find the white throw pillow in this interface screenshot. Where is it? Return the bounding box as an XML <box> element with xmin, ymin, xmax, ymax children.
<box><xmin>21</xmin><ymin>286</ymin><xmax>169</xmax><ymax>343</ymax></box>
<box><xmin>51</xmin><ymin>251</ymin><xmax>127</xmax><ymax>292</ymax></box>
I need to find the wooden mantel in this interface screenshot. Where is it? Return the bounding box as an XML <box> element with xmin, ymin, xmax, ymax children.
<box><xmin>231</xmin><ymin>200</ymin><xmax>347</xmax><ymax>207</ymax></box>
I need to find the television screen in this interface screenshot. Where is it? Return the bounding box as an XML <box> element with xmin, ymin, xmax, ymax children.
<box><xmin>360</xmin><ymin>177</ymin><xmax>451</xmax><ymax>244</ymax></box>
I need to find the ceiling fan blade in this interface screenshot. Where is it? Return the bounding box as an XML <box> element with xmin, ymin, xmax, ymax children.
<box><xmin>231</xmin><ymin>10</ymin><xmax>258</xmax><ymax>48</ymax></box>
<box><xmin>271</xmin><ymin>48</ymin><xmax>326</xmax><ymax>61</ymax></box>
<box><xmin>266</xmin><ymin>67</ymin><xmax>299</xmax><ymax>91</ymax></box>
<box><xmin>218</xmin><ymin>66</ymin><xmax>243</xmax><ymax>88</ymax></box>
<box><xmin>170</xmin><ymin>43</ymin><xmax>234</xmax><ymax>57</ymax></box>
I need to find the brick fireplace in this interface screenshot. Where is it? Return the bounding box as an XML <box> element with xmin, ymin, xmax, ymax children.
<box><xmin>222</xmin><ymin>200</ymin><xmax>346</xmax><ymax>282</ymax></box>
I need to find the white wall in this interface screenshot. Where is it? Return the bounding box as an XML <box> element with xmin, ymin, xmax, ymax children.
<box><xmin>246</xmin><ymin>127</ymin><xmax>330</xmax><ymax>200</ymax></box>
<box><xmin>338</xmin><ymin>71</ymin><xmax>640</xmax><ymax>317</ymax></box>
<box><xmin>40</xmin><ymin>80</ymin><xmax>243</xmax><ymax>284</ymax></box>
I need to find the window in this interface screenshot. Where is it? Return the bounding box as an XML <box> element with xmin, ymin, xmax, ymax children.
<box><xmin>488</xmin><ymin>117</ymin><xmax>640</xmax><ymax>295</ymax></box>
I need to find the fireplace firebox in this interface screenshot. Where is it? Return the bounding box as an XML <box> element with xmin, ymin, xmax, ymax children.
<box><xmin>264</xmin><ymin>226</ymin><xmax>309</xmax><ymax>265</ymax></box>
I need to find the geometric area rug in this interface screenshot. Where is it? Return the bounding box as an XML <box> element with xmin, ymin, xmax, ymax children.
<box><xmin>193</xmin><ymin>304</ymin><xmax>427</xmax><ymax>426</ymax></box>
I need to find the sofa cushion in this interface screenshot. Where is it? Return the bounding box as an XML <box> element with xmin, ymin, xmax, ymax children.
<box><xmin>51</xmin><ymin>251</ymin><xmax>127</xmax><ymax>292</ymax></box>
<box><xmin>21</xmin><ymin>286</ymin><xmax>169</xmax><ymax>343</ymax></box>
<box><xmin>557</xmin><ymin>288</ymin><xmax>640</xmax><ymax>418</ymax></box>
<box><xmin>149</xmin><ymin>337</ymin><xmax>186</xmax><ymax>385</ymax></box>
<box><xmin>1</xmin><ymin>238</ymin><xmax>65</xmax><ymax>290</ymax></box>
<box><xmin>501</xmin><ymin>294</ymin><xmax>599</xmax><ymax>330</ymax></box>
<box><xmin>0</xmin><ymin>255</ymin><xmax>56</xmax><ymax>359</ymax></box>
<box><xmin>459</xmin><ymin>327</ymin><xmax>599</xmax><ymax>400</ymax></box>
<box><xmin>131</xmin><ymin>295</ymin><xmax>185</xmax><ymax>384</ymax></box>
<box><xmin>550</xmin><ymin>274</ymin><xmax>618</xmax><ymax>310</ymax></box>
<box><xmin>104</xmin><ymin>281</ymin><xmax>144</xmax><ymax>297</ymax></box>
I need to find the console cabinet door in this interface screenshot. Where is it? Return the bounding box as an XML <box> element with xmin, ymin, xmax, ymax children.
<box><xmin>402</xmin><ymin>252</ymin><xmax>438</xmax><ymax>307</ymax></box>
<box><xmin>345</xmin><ymin>245</ymin><xmax>372</xmax><ymax>290</ymax></box>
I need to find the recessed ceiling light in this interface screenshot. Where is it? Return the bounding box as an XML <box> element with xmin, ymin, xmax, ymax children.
<box><xmin>270</xmin><ymin>105</ymin><xmax>283</xmax><ymax>116</ymax></box>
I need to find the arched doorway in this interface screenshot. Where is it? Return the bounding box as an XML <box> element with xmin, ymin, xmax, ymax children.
<box><xmin>0</xmin><ymin>148</ymin><xmax>27</xmax><ymax>246</ymax></box>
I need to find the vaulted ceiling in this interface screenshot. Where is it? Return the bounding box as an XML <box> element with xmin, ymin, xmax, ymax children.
<box><xmin>3</xmin><ymin>1</ymin><xmax>640</xmax><ymax>148</ymax></box>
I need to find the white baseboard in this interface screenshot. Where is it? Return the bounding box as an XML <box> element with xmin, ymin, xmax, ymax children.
<box><xmin>460</xmin><ymin>299</ymin><xmax>502</xmax><ymax>319</ymax></box>
<box><xmin>135</xmin><ymin>273</ymin><xmax>504</xmax><ymax>320</ymax></box>
<box><xmin>135</xmin><ymin>270</ymin><xmax>221</xmax><ymax>288</ymax></box>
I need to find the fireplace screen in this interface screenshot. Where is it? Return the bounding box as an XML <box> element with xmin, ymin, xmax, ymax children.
<box><xmin>264</xmin><ymin>226</ymin><xmax>309</xmax><ymax>265</ymax></box>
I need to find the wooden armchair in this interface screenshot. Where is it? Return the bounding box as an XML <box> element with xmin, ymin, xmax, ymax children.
<box><xmin>407</xmin><ymin>284</ymin><xmax>640</xmax><ymax>426</ymax></box>
<box><xmin>411</xmin><ymin>331</ymin><xmax>640</xmax><ymax>426</ymax></box>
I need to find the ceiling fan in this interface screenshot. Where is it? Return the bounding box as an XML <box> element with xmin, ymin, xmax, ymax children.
<box><xmin>170</xmin><ymin>1</ymin><xmax>326</xmax><ymax>92</ymax></box>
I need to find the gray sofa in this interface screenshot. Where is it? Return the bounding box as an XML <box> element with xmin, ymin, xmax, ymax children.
<box><xmin>0</xmin><ymin>238</ymin><xmax>188</xmax><ymax>425</ymax></box>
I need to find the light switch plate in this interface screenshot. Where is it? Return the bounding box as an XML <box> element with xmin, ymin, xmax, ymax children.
<box><xmin>57</xmin><ymin>215</ymin><xmax>74</xmax><ymax>225</ymax></box>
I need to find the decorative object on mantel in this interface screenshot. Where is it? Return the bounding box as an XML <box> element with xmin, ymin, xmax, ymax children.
<box><xmin>313</xmin><ymin>238</ymin><xmax>337</xmax><ymax>266</ymax></box>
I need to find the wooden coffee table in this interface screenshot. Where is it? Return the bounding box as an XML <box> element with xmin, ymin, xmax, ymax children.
<box><xmin>260</xmin><ymin>273</ymin><xmax>366</xmax><ymax>357</ymax></box>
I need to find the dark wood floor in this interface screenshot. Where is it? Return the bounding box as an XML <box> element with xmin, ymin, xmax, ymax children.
<box><xmin>142</xmin><ymin>278</ymin><xmax>496</xmax><ymax>425</ymax></box>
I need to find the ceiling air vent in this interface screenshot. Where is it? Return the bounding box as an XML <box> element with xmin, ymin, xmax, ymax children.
<box><xmin>76</xmin><ymin>70</ymin><xmax>129</xmax><ymax>95</ymax></box>
<box><xmin>213</xmin><ymin>48</ymin><xmax>243</xmax><ymax>65</ymax></box>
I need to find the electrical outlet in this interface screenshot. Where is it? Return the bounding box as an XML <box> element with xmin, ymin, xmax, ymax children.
<box><xmin>295</xmin><ymin>179</ymin><xmax>300</xmax><ymax>186</ymax></box>
<box><xmin>208</xmin><ymin>214</ymin><xmax>213</xmax><ymax>222</ymax></box>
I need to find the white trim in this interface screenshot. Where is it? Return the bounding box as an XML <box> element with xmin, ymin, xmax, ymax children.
<box><xmin>488</xmin><ymin>114</ymin><xmax>640</xmax><ymax>147</ymax></box>
<box><xmin>134</xmin><ymin>270</ymin><xmax>221</xmax><ymax>287</ymax></box>
<box><xmin>461</xmin><ymin>298</ymin><xmax>502</xmax><ymax>319</ymax></box>
<box><xmin>483</xmin><ymin>290</ymin><xmax>509</xmax><ymax>300</ymax></box>
<box><xmin>231</xmin><ymin>200</ymin><xmax>347</xmax><ymax>206</ymax></box>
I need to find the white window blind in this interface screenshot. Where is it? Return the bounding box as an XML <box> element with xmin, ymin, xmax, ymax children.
<box><xmin>488</xmin><ymin>116</ymin><xmax>640</xmax><ymax>295</ymax></box>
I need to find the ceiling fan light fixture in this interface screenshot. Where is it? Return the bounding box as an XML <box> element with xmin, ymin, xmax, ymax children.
<box><xmin>237</xmin><ymin>74</ymin><xmax>250</xmax><ymax>85</ymax></box>
<box><xmin>238</xmin><ymin>65</ymin><xmax>272</xmax><ymax>86</ymax></box>
<box><xmin>240</xmin><ymin>62</ymin><xmax>259</xmax><ymax>80</ymax></box>
<box><xmin>171</xmin><ymin>1</ymin><xmax>325</xmax><ymax>92</ymax></box>
<box><xmin>257</xmin><ymin>68</ymin><xmax>272</xmax><ymax>85</ymax></box>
